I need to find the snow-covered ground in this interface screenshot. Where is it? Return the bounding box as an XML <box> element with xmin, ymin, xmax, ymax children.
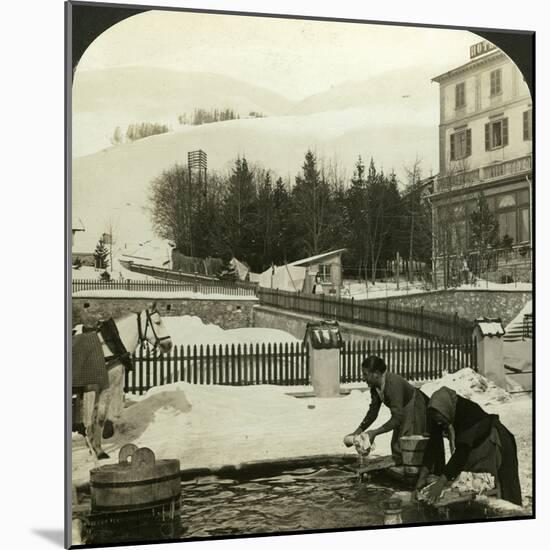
<box><xmin>72</xmin><ymin>368</ymin><xmax>532</xmax><ymax>511</ymax></box>
<box><xmin>164</xmin><ymin>316</ymin><xmax>299</xmax><ymax>347</ymax></box>
<box><xmin>342</xmin><ymin>281</ymin><xmax>430</xmax><ymax>300</ymax></box>
<box><xmin>72</xmin><ymin>260</ymin><xmax>156</xmax><ymax>282</ymax></box>
<box><xmin>343</xmin><ymin>280</ymin><xmax>532</xmax><ymax>301</ymax></box>
<box><xmin>503</xmin><ymin>301</ymin><xmax>532</xmax><ymax>375</ymax></box>
<box><xmin>457</xmin><ymin>280</ymin><xmax>532</xmax><ymax>292</ymax></box>
<box><xmin>72</xmin><ymin>289</ymin><xmax>258</xmax><ymax>300</ymax></box>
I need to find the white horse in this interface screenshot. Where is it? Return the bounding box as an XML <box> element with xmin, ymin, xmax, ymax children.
<box><xmin>72</xmin><ymin>303</ymin><xmax>172</xmax><ymax>459</ymax></box>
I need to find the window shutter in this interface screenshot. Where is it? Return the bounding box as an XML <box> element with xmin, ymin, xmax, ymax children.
<box><xmin>503</xmin><ymin>118</ymin><xmax>509</xmax><ymax>146</ymax></box>
<box><xmin>485</xmin><ymin>123</ymin><xmax>490</xmax><ymax>150</ymax></box>
<box><xmin>466</xmin><ymin>129</ymin><xmax>472</xmax><ymax>157</ymax></box>
<box><xmin>450</xmin><ymin>134</ymin><xmax>455</xmax><ymax>161</ymax></box>
<box><xmin>523</xmin><ymin>110</ymin><xmax>532</xmax><ymax>140</ymax></box>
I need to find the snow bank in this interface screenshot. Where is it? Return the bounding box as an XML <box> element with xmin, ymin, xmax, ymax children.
<box><xmin>505</xmin><ymin>300</ymin><xmax>532</xmax><ymax>333</ymax></box>
<box><xmin>72</xmin><ymin>289</ymin><xmax>258</xmax><ymax>300</ymax></box>
<box><xmin>71</xmin><ymin>371</ymin><xmax>531</xmax><ymax>509</ymax></box>
<box><xmin>341</xmin><ymin>280</ymin><xmax>532</xmax><ymax>301</ymax></box>
<box><xmin>420</xmin><ymin>368</ymin><xmax>511</xmax><ymax>406</ymax></box>
<box><xmin>342</xmin><ymin>281</ymin><xmax>428</xmax><ymax>301</ymax></box>
<box><xmin>163</xmin><ymin>316</ymin><xmax>299</xmax><ymax>347</ymax></box>
<box><xmin>72</xmin><ymin>258</ymin><xmax>169</xmax><ymax>282</ymax></box>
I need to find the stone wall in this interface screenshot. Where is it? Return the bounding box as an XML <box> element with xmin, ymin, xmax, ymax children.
<box><xmin>253</xmin><ymin>306</ymin><xmax>409</xmax><ymax>342</ymax></box>
<box><xmin>363</xmin><ymin>290</ymin><xmax>531</xmax><ymax>327</ymax></box>
<box><xmin>72</xmin><ymin>297</ymin><xmax>257</xmax><ymax>329</ymax></box>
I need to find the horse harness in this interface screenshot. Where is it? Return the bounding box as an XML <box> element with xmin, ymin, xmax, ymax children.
<box><xmin>96</xmin><ymin>309</ymin><xmax>168</xmax><ymax>372</ymax></box>
<box><xmin>137</xmin><ymin>308</ymin><xmax>171</xmax><ymax>348</ymax></box>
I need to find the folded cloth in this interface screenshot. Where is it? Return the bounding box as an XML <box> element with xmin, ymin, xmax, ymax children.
<box><xmin>72</xmin><ymin>332</ymin><xmax>109</xmax><ymax>391</ymax></box>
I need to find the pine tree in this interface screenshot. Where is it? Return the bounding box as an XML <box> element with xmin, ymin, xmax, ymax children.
<box><xmin>346</xmin><ymin>156</ymin><xmax>368</xmax><ymax>278</ymax></box>
<box><xmin>93</xmin><ymin>239</ymin><xmax>110</xmax><ymax>269</ymax></box>
<box><xmin>111</xmin><ymin>126</ymin><xmax>123</xmax><ymax>145</ymax></box>
<box><xmin>292</xmin><ymin>150</ymin><xmax>331</xmax><ymax>257</ymax></box>
<box><xmin>272</xmin><ymin>177</ymin><xmax>293</xmax><ymax>264</ymax></box>
<box><xmin>222</xmin><ymin>157</ymin><xmax>258</xmax><ymax>266</ymax></box>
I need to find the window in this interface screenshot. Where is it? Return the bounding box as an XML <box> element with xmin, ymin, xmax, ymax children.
<box><xmin>490</xmin><ymin>69</ymin><xmax>502</xmax><ymax>96</ymax></box>
<box><xmin>485</xmin><ymin>118</ymin><xmax>508</xmax><ymax>150</ymax></box>
<box><xmin>498</xmin><ymin>211</ymin><xmax>517</xmax><ymax>243</ymax></box>
<box><xmin>492</xmin><ymin>189</ymin><xmax>531</xmax><ymax>245</ymax></box>
<box><xmin>523</xmin><ymin>109</ymin><xmax>532</xmax><ymax>140</ymax></box>
<box><xmin>518</xmin><ymin>189</ymin><xmax>530</xmax><ymax>205</ymax></box>
<box><xmin>455</xmin><ymin>82</ymin><xmax>466</xmax><ymax>109</ymax></box>
<box><xmin>450</xmin><ymin>129</ymin><xmax>471</xmax><ymax>160</ymax></box>
<box><xmin>497</xmin><ymin>194</ymin><xmax>516</xmax><ymax>209</ymax></box>
<box><xmin>319</xmin><ymin>264</ymin><xmax>331</xmax><ymax>282</ymax></box>
<box><xmin>519</xmin><ymin>207</ymin><xmax>530</xmax><ymax>243</ymax></box>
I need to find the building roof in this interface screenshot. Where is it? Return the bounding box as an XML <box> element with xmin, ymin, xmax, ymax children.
<box><xmin>72</xmin><ymin>217</ymin><xmax>85</xmax><ymax>232</ymax></box>
<box><xmin>474</xmin><ymin>318</ymin><xmax>505</xmax><ymax>337</ymax></box>
<box><xmin>290</xmin><ymin>248</ymin><xmax>347</xmax><ymax>266</ymax></box>
<box><xmin>432</xmin><ymin>50</ymin><xmax>506</xmax><ymax>84</ymax></box>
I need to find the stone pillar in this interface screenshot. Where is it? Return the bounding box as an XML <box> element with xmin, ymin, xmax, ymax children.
<box><xmin>473</xmin><ymin>319</ymin><xmax>506</xmax><ymax>388</ymax></box>
<box><xmin>309</xmin><ymin>347</ymin><xmax>341</xmax><ymax>397</ymax></box>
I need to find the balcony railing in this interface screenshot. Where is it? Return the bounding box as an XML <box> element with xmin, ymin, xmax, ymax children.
<box><xmin>436</xmin><ymin>154</ymin><xmax>532</xmax><ymax>192</ymax></box>
<box><xmin>482</xmin><ymin>155</ymin><xmax>532</xmax><ymax>180</ymax></box>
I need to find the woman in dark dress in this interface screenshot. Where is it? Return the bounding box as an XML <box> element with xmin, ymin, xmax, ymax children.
<box><xmin>415</xmin><ymin>386</ymin><xmax>522</xmax><ymax>506</ymax></box>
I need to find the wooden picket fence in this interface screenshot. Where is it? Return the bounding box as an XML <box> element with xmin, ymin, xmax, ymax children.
<box><xmin>124</xmin><ymin>337</ymin><xmax>477</xmax><ymax>394</ymax></box>
<box><xmin>72</xmin><ymin>278</ymin><xmax>257</xmax><ymax>296</ymax></box>
<box><xmin>125</xmin><ymin>341</ymin><xmax>309</xmax><ymax>395</ymax></box>
<box><xmin>340</xmin><ymin>337</ymin><xmax>477</xmax><ymax>383</ymax></box>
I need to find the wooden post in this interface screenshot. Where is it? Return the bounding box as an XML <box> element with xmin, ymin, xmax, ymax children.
<box><xmin>453</xmin><ymin>312</ymin><xmax>459</xmax><ymax>343</ymax></box>
<box><xmin>396</xmin><ymin>251</ymin><xmax>400</xmax><ymax>290</ymax></box>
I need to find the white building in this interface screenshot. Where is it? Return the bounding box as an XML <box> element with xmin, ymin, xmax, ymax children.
<box><xmin>430</xmin><ymin>40</ymin><xmax>532</xmax><ymax>286</ymax></box>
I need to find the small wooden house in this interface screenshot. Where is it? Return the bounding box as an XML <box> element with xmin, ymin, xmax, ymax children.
<box><xmin>290</xmin><ymin>249</ymin><xmax>347</xmax><ymax>297</ymax></box>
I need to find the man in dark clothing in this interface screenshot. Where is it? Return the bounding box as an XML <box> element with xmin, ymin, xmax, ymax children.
<box><xmin>415</xmin><ymin>387</ymin><xmax>522</xmax><ymax>506</ymax></box>
<box><xmin>344</xmin><ymin>356</ymin><xmax>437</xmax><ymax>465</ymax></box>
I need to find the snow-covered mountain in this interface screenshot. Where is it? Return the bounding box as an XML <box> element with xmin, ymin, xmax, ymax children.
<box><xmin>287</xmin><ymin>66</ymin><xmax>441</xmax><ymax>116</ymax></box>
<box><xmin>72</xmin><ymin>68</ymin><xmax>440</xmax><ymax>252</ymax></box>
<box><xmin>72</xmin><ymin>67</ymin><xmax>294</xmax><ymax>157</ymax></box>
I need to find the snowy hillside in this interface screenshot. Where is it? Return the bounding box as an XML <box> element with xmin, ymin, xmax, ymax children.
<box><xmin>287</xmin><ymin>66</ymin><xmax>440</xmax><ymax>117</ymax></box>
<box><xmin>73</xmin><ymin>68</ymin><xmax>294</xmax><ymax>157</ymax></box>
<box><xmin>72</xmin><ymin>110</ymin><xmax>437</xmax><ymax>251</ymax></box>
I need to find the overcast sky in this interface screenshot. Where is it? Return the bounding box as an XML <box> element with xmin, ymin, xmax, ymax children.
<box><xmin>78</xmin><ymin>10</ymin><xmax>478</xmax><ymax>100</ymax></box>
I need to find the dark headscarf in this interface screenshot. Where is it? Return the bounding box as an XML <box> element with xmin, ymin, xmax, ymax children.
<box><xmin>428</xmin><ymin>387</ymin><xmax>458</xmax><ymax>424</ymax></box>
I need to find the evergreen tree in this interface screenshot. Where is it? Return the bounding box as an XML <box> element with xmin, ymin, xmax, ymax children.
<box><xmin>111</xmin><ymin>126</ymin><xmax>123</xmax><ymax>145</ymax></box>
<box><xmin>363</xmin><ymin>160</ymin><xmax>402</xmax><ymax>283</ymax></box>
<box><xmin>292</xmin><ymin>150</ymin><xmax>331</xmax><ymax>257</ymax></box>
<box><xmin>346</xmin><ymin>156</ymin><xmax>368</xmax><ymax>279</ymax></box>
<box><xmin>272</xmin><ymin>177</ymin><xmax>293</xmax><ymax>265</ymax></box>
<box><xmin>222</xmin><ymin>157</ymin><xmax>258</xmax><ymax>267</ymax></box>
<box><xmin>93</xmin><ymin>239</ymin><xmax>110</xmax><ymax>269</ymax></box>
<box><xmin>255</xmin><ymin>170</ymin><xmax>276</xmax><ymax>270</ymax></box>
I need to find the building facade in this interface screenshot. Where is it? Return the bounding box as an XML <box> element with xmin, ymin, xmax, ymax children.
<box><xmin>430</xmin><ymin>41</ymin><xmax>532</xmax><ymax>287</ymax></box>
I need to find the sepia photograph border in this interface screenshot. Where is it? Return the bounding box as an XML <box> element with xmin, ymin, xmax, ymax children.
<box><xmin>65</xmin><ymin>2</ymin><xmax>536</xmax><ymax>548</ymax></box>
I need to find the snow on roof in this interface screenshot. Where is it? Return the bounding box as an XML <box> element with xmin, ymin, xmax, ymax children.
<box><xmin>72</xmin><ymin>217</ymin><xmax>85</xmax><ymax>232</ymax></box>
<box><xmin>474</xmin><ymin>318</ymin><xmax>505</xmax><ymax>337</ymax></box>
<box><xmin>290</xmin><ymin>248</ymin><xmax>347</xmax><ymax>266</ymax></box>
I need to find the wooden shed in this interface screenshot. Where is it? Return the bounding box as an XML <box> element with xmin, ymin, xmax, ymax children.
<box><xmin>290</xmin><ymin>248</ymin><xmax>347</xmax><ymax>298</ymax></box>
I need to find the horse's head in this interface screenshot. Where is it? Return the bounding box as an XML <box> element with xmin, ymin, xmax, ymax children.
<box><xmin>139</xmin><ymin>302</ymin><xmax>172</xmax><ymax>353</ymax></box>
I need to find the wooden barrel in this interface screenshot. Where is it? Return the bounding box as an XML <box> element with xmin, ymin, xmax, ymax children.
<box><xmin>400</xmin><ymin>436</ymin><xmax>430</xmax><ymax>467</ymax></box>
<box><xmin>90</xmin><ymin>446</ymin><xmax>181</xmax><ymax>512</ymax></box>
